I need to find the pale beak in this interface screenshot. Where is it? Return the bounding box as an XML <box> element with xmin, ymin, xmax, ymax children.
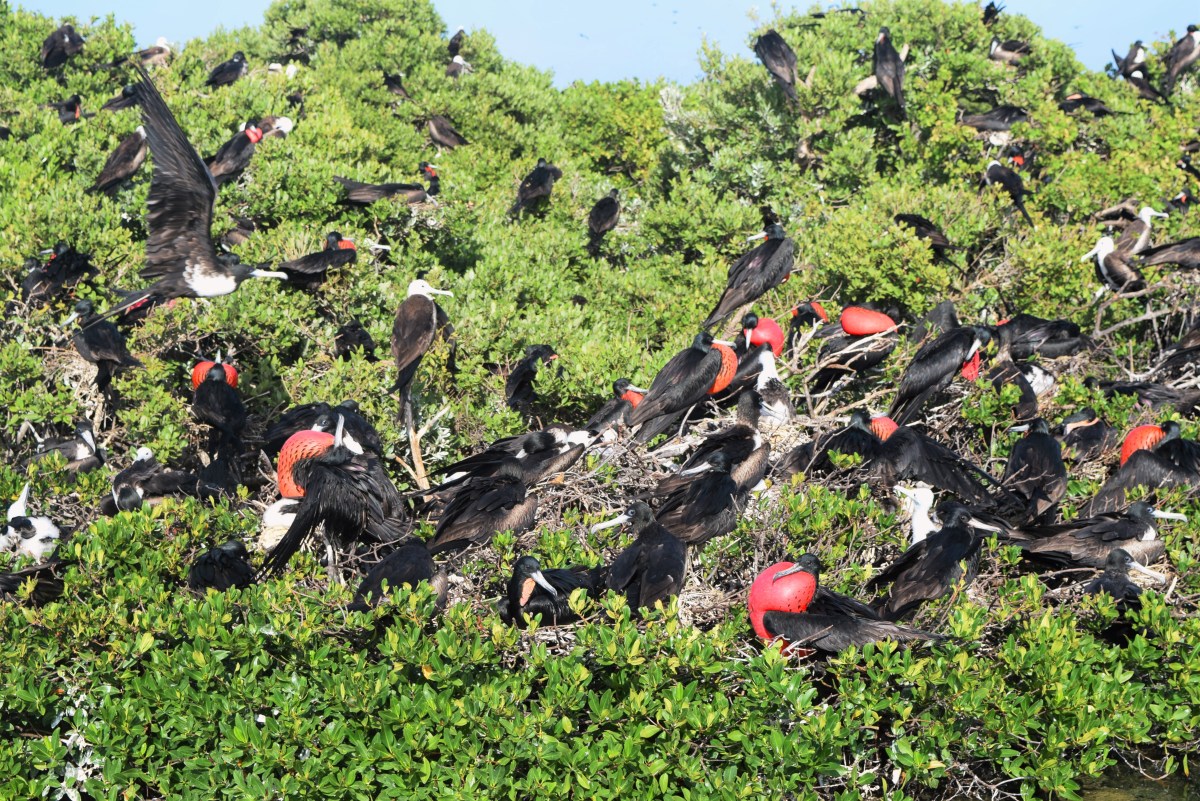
<box><xmin>712</xmin><ymin>339</ymin><xmax>736</xmax><ymax>347</ymax></box>
<box><xmin>589</xmin><ymin>513</ymin><xmax>630</xmax><ymax>535</ymax></box>
<box><xmin>1151</xmin><ymin>211</ymin><xmax>1168</xmax><ymax>218</ymax></box>
<box><xmin>894</xmin><ymin>486</ymin><xmax>915</xmax><ymax>500</ymax></box>
<box><xmin>429</xmin><ymin>289</ymin><xmax>454</xmax><ymax>296</ymax></box>
<box><xmin>745</xmin><ymin>231</ymin><xmax>768</xmax><ymax>242</ymax></box>
<box><xmin>679</xmin><ymin>461</ymin><xmax>712</xmax><ymax>476</ymax></box>
<box><xmin>1128</xmin><ymin>560</ymin><xmax>1167</xmax><ymax>583</ymax></box>
<box><xmin>1008</xmin><ymin>424</ymin><xmax>1030</xmax><ymax>433</ymax></box>
<box><xmin>968</xmin><ymin>517</ymin><xmax>1003</xmax><ymax>533</ymax></box>
<box><xmin>39</xmin><ymin>248</ymin><xmax>55</xmax><ymax>255</ymax></box>
<box><xmin>772</xmin><ymin>562</ymin><xmax>805</xmax><ymax>582</ymax></box>
<box><xmin>1151</xmin><ymin>510</ymin><xmax>1187</xmax><ymax>522</ymax></box>
<box><xmin>531</xmin><ymin>570</ymin><xmax>557</xmax><ymax>597</ymax></box>
<box><xmin>627</xmin><ymin>385</ymin><xmax>649</xmax><ymax>393</ymax></box>
<box><xmin>250</xmin><ymin>269</ymin><xmax>289</xmax><ymax>280</ymax></box>
<box><xmin>62</xmin><ymin>312</ymin><xmax>80</xmax><ymax>326</ymax></box>
<box><xmin>1080</xmin><ymin>247</ymin><xmax>1098</xmax><ymax>262</ymax></box>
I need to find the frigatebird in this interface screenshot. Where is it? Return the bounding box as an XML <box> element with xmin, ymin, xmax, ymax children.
<box><xmin>349</xmin><ymin>542</ymin><xmax>447</xmax><ymax>611</ymax></box>
<box><xmin>448</xmin><ymin>27</ymin><xmax>466</xmax><ymax>57</ymax></box>
<box><xmin>276</xmin><ymin>231</ymin><xmax>357</xmax><ymax>290</ymax></box>
<box><xmin>873</xmin><ymin>27</ymin><xmax>905</xmax><ymax>115</ymax></box>
<box><xmin>702</xmin><ymin>221</ymin><xmax>795</xmax><ymax>328</ymax></box>
<box><xmin>894</xmin><ymin>485</ymin><xmax>937</xmax><ymax>544</ymax></box>
<box><xmin>392</xmin><ymin>279</ymin><xmax>454</xmax><ymax>401</ymax></box>
<box><xmin>261</xmin><ymin>415</ymin><xmax>407</xmax><ymax>576</ymax></box>
<box><xmin>206</xmin><ymin>51</ymin><xmax>247</xmax><ymax>87</ymax></box>
<box><xmin>1140</xmin><ymin>236</ymin><xmax>1200</xmax><ymax>270</ymax></box>
<box><xmin>506</xmin><ymin>345</ymin><xmax>558</xmax><ymax>410</ymax></box>
<box><xmin>498</xmin><ymin>555</ymin><xmax>601</xmax><ymax>626</ymax></box>
<box><xmin>673</xmin><ymin>390</ymin><xmax>762</xmax><ymax>477</ymax></box>
<box><xmin>1114</xmin><ymin>207</ymin><xmax>1168</xmax><ymax>255</ymax></box>
<box><xmin>3</xmin><ymin>485</ymin><xmax>62</xmax><ymax>562</ymax></box>
<box><xmin>587</xmin><ymin>189</ymin><xmax>621</xmax><ymax>256</ymax></box>
<box><xmin>0</xmin><ymin>562</ymin><xmax>63</xmax><ymax>606</ymax></box>
<box><xmin>47</xmin><ymin>95</ymin><xmax>84</xmax><ymax>125</ymax></box>
<box><xmin>426</xmin><ymin>115</ymin><xmax>467</xmax><ymax>149</ymax></box>
<box><xmin>984</xmin><ymin>161</ymin><xmax>1034</xmax><ymax>225</ymax></box>
<box><xmin>996</xmin><ymin>314</ymin><xmax>1085</xmax><ymax>359</ymax></box>
<box><xmin>894</xmin><ymin>214</ymin><xmax>958</xmax><ymax>266</ymax></box>
<box><xmin>869</xmin><ymin>502</ymin><xmax>1001</xmax><ymax>620</ymax></box>
<box><xmin>1056</xmin><ymin>408</ymin><xmax>1117</xmax><ymax>463</ymax></box>
<box><xmin>1112</xmin><ymin>40</ymin><xmax>1147</xmax><ymax>80</ymax></box>
<box><xmin>592</xmin><ymin>501</ymin><xmax>686</xmax><ymax>614</ymax></box>
<box><xmin>66</xmin><ymin>299</ymin><xmax>142</xmax><ymax>396</ymax></box>
<box><xmin>187</xmin><ymin>540</ymin><xmax>255</xmax><ymax>592</ymax></box>
<box><xmin>585</xmin><ymin>378</ymin><xmax>646</xmax><ymax>436</ymax></box>
<box><xmin>1091</xmin><ymin>381</ymin><xmax>1200</xmax><ymax>415</ymax></box>
<box><xmin>446</xmin><ymin>55</ymin><xmax>473</xmax><ymax>79</ymax></box>
<box><xmin>981</xmin><ymin>1</ymin><xmax>1003</xmax><ymax>25</ymax></box>
<box><xmin>1001</xmin><ymin>419</ymin><xmax>1067</xmax><ymax>524</ymax></box>
<box><xmin>91</xmin><ymin>67</ymin><xmax>289</xmax><ymax>323</ymax></box>
<box><xmin>1083</xmin><ymin>547</ymin><xmax>1166</xmax><ymax>612</ymax></box>
<box><xmin>650</xmin><ymin>451</ymin><xmax>741</xmax><ymax>545</ymax></box>
<box><xmin>628</xmin><ymin>333</ymin><xmax>734</xmax><ymax>431</ymax></box>
<box><xmin>961</xmin><ymin>105</ymin><xmax>1028</xmax><ymax>132</ymax></box>
<box><xmin>1162</xmin><ymin>25</ymin><xmax>1200</xmax><ymax>95</ymax></box>
<box><xmin>88</xmin><ymin>127</ymin><xmax>147</xmax><ymax>194</ymax></box>
<box><xmin>335</xmin><ymin>320</ymin><xmax>377</xmax><ymax>361</ymax></box>
<box><xmin>427</xmin><ymin>460</ymin><xmax>538</xmax><ymax>554</ymax></box>
<box><xmin>21</xmin><ymin>242</ymin><xmax>97</xmax><ymax>305</ymax></box>
<box><xmin>811</xmin><ymin>306</ymin><xmax>898</xmax><ymax>394</ymax></box>
<box><xmin>888</xmin><ymin>325</ymin><xmax>991</xmax><ymax>425</ymax></box>
<box><xmin>335</xmin><ymin>165</ymin><xmax>435</xmax><ymax>204</ymax></box>
<box><xmin>263</xmin><ymin>400</ymin><xmax>381</xmax><ymax>457</ymax></box>
<box><xmin>1058</xmin><ymin>93</ymin><xmax>1120</xmax><ymax>117</ymax></box>
<box><xmin>134</xmin><ymin>37</ymin><xmax>172</xmax><ymax>68</ymax></box>
<box><xmin>785</xmin><ymin>300</ymin><xmax>829</xmax><ymax>358</ymax></box>
<box><xmin>1079</xmin><ymin>422</ymin><xmax>1200</xmax><ymax>516</ymax></box>
<box><xmin>1081</xmin><ymin>236</ymin><xmax>1144</xmax><ymax>291</ymax></box>
<box><xmin>1019</xmin><ymin>502</ymin><xmax>1184</xmax><ymax>569</ymax></box>
<box><xmin>509</xmin><ymin>158</ymin><xmax>562</xmax><ymax>216</ymax></box>
<box><xmin>41</xmin><ymin>22</ymin><xmax>85</xmax><ymax>69</ymax></box>
<box><xmin>100</xmin><ymin>85</ymin><xmax>138</xmax><ymax>113</ymax></box>
<box><xmin>989</xmin><ymin>37</ymin><xmax>1030</xmax><ymax>65</ymax></box>
<box><xmin>28</xmin><ymin>420</ymin><xmax>104</xmax><ymax>473</ymax></box>
<box><xmin>753</xmin><ymin>30</ymin><xmax>798</xmax><ymax>102</ymax></box>
<box><xmin>1126</xmin><ymin>70</ymin><xmax>1167</xmax><ymax>103</ymax></box>
<box><xmin>99</xmin><ymin>446</ymin><xmax>202</xmax><ymax>514</ymax></box>
<box><xmin>383</xmin><ymin>72</ymin><xmax>411</xmax><ymax>99</ymax></box>
<box><xmin>428</xmin><ymin>427</ymin><xmax>590</xmax><ymax>497</ymax></box>
<box><xmin>749</xmin><ymin>554</ymin><xmax>940</xmax><ymax>654</ymax></box>
<box><xmin>192</xmin><ymin>363</ymin><xmax>245</xmax><ymax>457</ymax></box>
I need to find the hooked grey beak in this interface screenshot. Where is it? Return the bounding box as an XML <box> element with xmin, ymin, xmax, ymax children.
<box><xmin>627</xmin><ymin>385</ymin><xmax>649</xmax><ymax>393</ymax></box>
<box><xmin>80</xmin><ymin>428</ymin><xmax>97</xmax><ymax>453</ymax></box>
<box><xmin>745</xmin><ymin>231</ymin><xmax>769</xmax><ymax>242</ymax></box>
<box><xmin>1151</xmin><ymin>510</ymin><xmax>1187</xmax><ymax>522</ymax></box>
<box><xmin>968</xmin><ymin>517</ymin><xmax>1003</xmax><ymax>533</ymax></box>
<box><xmin>1079</xmin><ymin>245</ymin><xmax>1099</xmax><ymax>262</ymax></box>
<box><xmin>772</xmin><ymin>562</ymin><xmax>806</xmax><ymax>582</ymax></box>
<box><xmin>1151</xmin><ymin>210</ymin><xmax>1168</xmax><ymax>218</ymax></box>
<box><xmin>428</xmin><ymin>288</ymin><xmax>454</xmax><ymax>296</ymax></box>
<box><xmin>531</xmin><ymin>570</ymin><xmax>558</xmax><ymax>597</ymax></box>
<box><xmin>249</xmin><ymin>269</ymin><xmax>289</xmax><ymax>280</ymax></box>
<box><xmin>679</xmin><ymin>461</ymin><xmax>712</xmax><ymax>476</ymax></box>
<box><xmin>333</xmin><ymin>414</ymin><xmax>346</xmax><ymax>446</ymax></box>
<box><xmin>62</xmin><ymin>311</ymin><xmax>80</xmax><ymax>326</ymax></box>
<box><xmin>1128</xmin><ymin>559</ymin><xmax>1167</xmax><ymax>583</ymax></box>
<box><xmin>39</xmin><ymin>248</ymin><xmax>55</xmax><ymax>255</ymax></box>
<box><xmin>712</xmin><ymin>339</ymin><xmax>736</xmax><ymax>347</ymax></box>
<box><xmin>589</xmin><ymin>513</ymin><xmax>630</xmax><ymax>535</ymax></box>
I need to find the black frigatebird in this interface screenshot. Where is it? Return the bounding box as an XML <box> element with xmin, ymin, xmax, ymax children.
<box><xmin>335</xmin><ymin>172</ymin><xmax>430</xmax><ymax>205</ymax></box>
<box><xmin>1079</xmin><ymin>422</ymin><xmax>1200</xmax><ymax>515</ymax></box>
<box><xmin>88</xmin><ymin>127</ymin><xmax>147</xmax><ymax>194</ymax></box>
<box><xmin>873</xmin><ymin>27</ymin><xmax>905</xmax><ymax>115</ymax></box>
<box><xmin>894</xmin><ymin>214</ymin><xmax>958</xmax><ymax>266</ymax></box>
<box><xmin>982</xmin><ymin>2</ymin><xmax>1003</xmax><ymax>25</ymax></box>
<box><xmin>509</xmin><ymin>158</ymin><xmax>562</xmax><ymax>217</ymax></box>
<box><xmin>335</xmin><ymin>320</ymin><xmax>377</xmax><ymax>361</ymax></box>
<box><xmin>506</xmin><ymin>345</ymin><xmax>559</xmax><ymax>410</ymax></box>
<box><xmin>1112</xmin><ymin>40</ymin><xmax>1147</xmax><ymax>79</ymax></box>
<box><xmin>1140</xmin><ymin>236</ymin><xmax>1200</xmax><ymax>271</ymax></box>
<box><xmin>1162</xmin><ymin>25</ymin><xmax>1200</xmax><ymax>95</ymax></box>
<box><xmin>498</xmin><ymin>556</ymin><xmax>601</xmax><ymax>626</ymax></box>
<box><xmin>651</xmin><ymin>451</ymin><xmax>741</xmax><ymax>545</ymax></box>
<box><xmin>0</xmin><ymin>562</ymin><xmax>63</xmax><ymax>606</ymax></box>
<box><xmin>997</xmin><ymin>313</ymin><xmax>1085</xmax><ymax>359</ymax></box>
<box><xmin>41</xmin><ymin>22</ymin><xmax>85</xmax><ymax>69</ymax></box>
<box><xmin>1000</xmin><ymin>419</ymin><xmax>1067</xmax><ymax>524</ymax></box>
<box><xmin>1019</xmin><ymin>502</ymin><xmax>1184</xmax><ymax>569</ymax></box>
<box><xmin>100</xmin><ymin>85</ymin><xmax>138</xmax><ymax>112</ymax></box>
<box><xmin>99</xmin><ymin>445</ymin><xmax>202</xmax><ymax>514</ymax></box>
<box><xmin>587</xmin><ymin>189</ymin><xmax>621</xmax><ymax>256</ymax></box>
<box><xmin>47</xmin><ymin>95</ymin><xmax>84</xmax><ymax>125</ymax></box>
<box><xmin>961</xmin><ymin>105</ymin><xmax>1028</xmax><ymax>132</ymax></box>
<box><xmin>702</xmin><ymin>220</ymin><xmax>795</xmax><ymax>328</ymax></box>
<box><xmin>811</xmin><ymin>306</ymin><xmax>898</xmax><ymax>394</ymax></box>
<box><xmin>592</xmin><ymin>502</ymin><xmax>686</xmax><ymax>615</ymax></box>
<box><xmin>3</xmin><ymin>484</ymin><xmax>62</xmax><ymax>562</ymax></box>
<box><xmin>192</xmin><ymin>363</ymin><xmax>245</xmax><ymax>457</ymax></box>
<box><xmin>1083</xmin><ymin>547</ymin><xmax>1166</xmax><ymax>611</ymax></box>
<box><xmin>21</xmin><ymin>242</ymin><xmax>97</xmax><ymax>306</ymax></box>
<box><xmin>28</xmin><ymin>420</ymin><xmax>104</xmax><ymax>473</ymax></box>
<box><xmin>984</xmin><ymin>161</ymin><xmax>1034</xmax><ymax>225</ymax></box>
<box><xmin>276</xmin><ymin>231</ymin><xmax>357</xmax><ymax>290</ymax></box>
<box><xmin>753</xmin><ymin>29</ymin><xmax>798</xmax><ymax>102</ymax></box>
<box><xmin>426</xmin><ymin>115</ymin><xmax>467</xmax><ymax>150</ymax></box>
<box><xmin>391</xmin><ymin>279</ymin><xmax>454</xmax><ymax>400</ymax></box>
<box><xmin>187</xmin><ymin>540</ymin><xmax>255</xmax><ymax>592</ymax></box>
<box><xmin>263</xmin><ymin>400</ymin><xmax>381</xmax><ymax>457</ymax></box>
<box><xmin>429</xmin><ymin>427</ymin><xmax>590</xmax><ymax>492</ymax></box>
<box><xmin>627</xmin><ymin>333</ymin><xmax>735</xmax><ymax>432</ymax></box>
<box><xmin>888</xmin><ymin>325</ymin><xmax>991</xmax><ymax>425</ymax></box>
<box><xmin>349</xmin><ymin>542</ymin><xmax>448</xmax><ymax>611</ymax></box>
<box><xmin>206</xmin><ymin>51</ymin><xmax>247</xmax><ymax>87</ymax></box>
<box><xmin>448</xmin><ymin>27</ymin><xmax>466</xmax><ymax>57</ymax></box>
<box><xmin>1114</xmin><ymin>207</ymin><xmax>1168</xmax><ymax>255</ymax></box>
<box><xmin>585</xmin><ymin>379</ymin><xmax>646</xmax><ymax>437</ymax></box>
<box><xmin>427</xmin><ymin>460</ymin><xmax>538</xmax><ymax>555</ymax></box>
<box><xmin>869</xmin><ymin>502</ymin><xmax>1002</xmax><ymax>620</ymax></box>
<box><xmin>66</xmin><ymin>299</ymin><xmax>142</xmax><ymax>397</ymax></box>
<box><xmin>1126</xmin><ymin>70</ymin><xmax>1167</xmax><ymax>103</ymax></box>
<box><xmin>749</xmin><ymin>554</ymin><xmax>940</xmax><ymax>654</ymax></box>
<box><xmin>1056</xmin><ymin>408</ymin><xmax>1117</xmax><ymax>463</ymax></box>
<box><xmin>1058</xmin><ymin>93</ymin><xmax>1120</xmax><ymax>117</ymax></box>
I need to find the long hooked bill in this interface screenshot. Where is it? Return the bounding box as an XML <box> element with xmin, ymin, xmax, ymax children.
<box><xmin>1151</xmin><ymin>509</ymin><xmax>1188</xmax><ymax>522</ymax></box>
<box><xmin>968</xmin><ymin>517</ymin><xmax>1003</xmax><ymax>532</ymax></box>
<box><xmin>626</xmin><ymin>384</ymin><xmax>650</xmax><ymax>393</ymax></box>
<box><xmin>61</xmin><ymin>311</ymin><xmax>80</xmax><ymax>326</ymax></box>
<box><xmin>589</xmin><ymin>513</ymin><xmax>630</xmax><ymax>534</ymax></box>
<box><xmin>745</xmin><ymin>231</ymin><xmax>769</xmax><ymax>242</ymax></box>
<box><xmin>894</xmin><ymin>485</ymin><xmax>916</xmax><ymax>500</ymax></box>
<box><xmin>1128</xmin><ymin>559</ymin><xmax>1168</xmax><ymax>583</ymax></box>
<box><xmin>1079</xmin><ymin>246</ymin><xmax>1100</xmax><ymax>262</ymax></box>
<box><xmin>250</xmin><ymin>268</ymin><xmax>289</xmax><ymax>280</ymax></box>
<box><xmin>531</xmin><ymin>569</ymin><xmax>558</xmax><ymax>597</ymax></box>
<box><xmin>772</xmin><ymin>562</ymin><xmax>806</xmax><ymax>582</ymax></box>
<box><xmin>427</xmin><ymin>288</ymin><xmax>454</xmax><ymax>296</ymax></box>
<box><xmin>712</xmin><ymin>339</ymin><xmax>737</xmax><ymax>347</ymax></box>
<box><xmin>1008</xmin><ymin>423</ymin><xmax>1031</xmax><ymax>433</ymax></box>
<box><xmin>679</xmin><ymin>461</ymin><xmax>713</xmax><ymax>476</ymax></box>
<box><xmin>7</xmin><ymin>483</ymin><xmax>31</xmax><ymax>519</ymax></box>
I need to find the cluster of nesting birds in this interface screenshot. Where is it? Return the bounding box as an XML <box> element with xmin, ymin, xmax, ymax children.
<box><xmin>5</xmin><ymin>8</ymin><xmax>1200</xmax><ymax>656</ymax></box>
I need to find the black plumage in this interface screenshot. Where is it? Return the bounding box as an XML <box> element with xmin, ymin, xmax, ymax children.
<box><xmin>89</xmin><ymin>127</ymin><xmax>147</xmax><ymax>194</ymax></box>
<box><xmin>29</xmin><ymin>420</ymin><xmax>104</xmax><ymax>473</ymax></box>
<box><xmin>99</xmin><ymin>446</ymin><xmax>201</xmax><ymax>514</ymax></box>
<box><xmin>989</xmin><ymin>37</ymin><xmax>1030</xmax><ymax>65</ymax></box>
<box><xmin>996</xmin><ymin>314</ymin><xmax>1085</xmax><ymax>359</ymax></box>
<box><xmin>277</xmin><ymin>232</ymin><xmax>357</xmax><ymax>290</ymax></box>
<box><xmin>1018</xmin><ymin>502</ymin><xmax>1178</xmax><ymax>569</ymax></box>
<box><xmin>206</xmin><ymin>51</ymin><xmax>247</xmax><ymax>87</ymax></box>
<box><xmin>509</xmin><ymin>158</ymin><xmax>562</xmax><ymax>216</ymax></box>
<box><xmin>1058</xmin><ymin>93</ymin><xmax>1119</xmax><ymax>117</ymax></box>
<box><xmin>100</xmin><ymin>84</ymin><xmax>138</xmax><ymax>113</ymax></box>
<box><xmin>873</xmin><ymin>27</ymin><xmax>905</xmax><ymax>114</ymax></box>
<box><xmin>448</xmin><ymin>27</ymin><xmax>466</xmax><ymax>57</ymax></box>
<box><xmin>21</xmin><ymin>242</ymin><xmax>97</xmax><ymax>305</ymax></box>
<box><xmin>585</xmin><ymin>378</ymin><xmax>644</xmax><ymax>435</ymax></box>
<box><xmin>335</xmin><ymin>320</ymin><xmax>377</xmax><ymax>361</ymax></box>
<box><xmin>595</xmin><ymin>502</ymin><xmax>685</xmax><ymax>614</ymax></box>
<box><xmin>68</xmin><ymin>299</ymin><xmax>142</xmax><ymax>395</ymax></box>
<box><xmin>391</xmin><ymin>279</ymin><xmax>454</xmax><ymax>399</ymax></box>
<box><xmin>1082</xmin><ymin>237</ymin><xmax>1144</xmax><ymax>292</ymax></box>
<box><xmin>811</xmin><ymin>313</ymin><xmax>898</xmax><ymax>395</ymax></box>
<box><xmin>41</xmin><ymin>23</ymin><xmax>85</xmax><ymax>69</ymax></box>
<box><xmin>889</xmin><ymin>325</ymin><xmax>990</xmax><ymax>425</ymax></box>
<box><xmin>191</xmin><ymin>363</ymin><xmax>245</xmax><ymax>457</ymax></box>
<box><xmin>1055</xmin><ymin>408</ymin><xmax>1117</xmax><ymax>463</ymax></box>
<box><xmin>206</xmin><ymin>121</ymin><xmax>265</xmax><ymax>187</ymax></box>
<box><xmin>651</xmin><ymin>451</ymin><xmax>741</xmax><ymax>545</ymax></box>
<box><xmin>1140</xmin><ymin>236</ymin><xmax>1200</xmax><ymax>271</ymax></box>
<box><xmin>753</xmin><ymin>29</ymin><xmax>798</xmax><ymax>102</ymax></box>
<box><xmin>1112</xmin><ymin>41</ymin><xmax>1147</xmax><ymax>80</ymax></box>
<box><xmin>702</xmin><ymin>222</ymin><xmax>795</xmax><ymax>328</ymax></box>
<box><xmin>334</xmin><ymin>173</ymin><xmax>431</xmax><ymax>204</ymax></box>
<box><xmin>961</xmin><ymin>105</ymin><xmax>1028</xmax><ymax>132</ymax></box>
<box><xmin>427</xmin><ymin>460</ymin><xmax>538</xmax><ymax>555</ymax></box>
<box><xmin>350</xmin><ymin>542</ymin><xmax>447</xmax><ymax>611</ymax></box>
<box><xmin>0</xmin><ymin>562</ymin><xmax>64</xmax><ymax>606</ymax></box>
<box><xmin>1162</xmin><ymin>25</ymin><xmax>1200</xmax><ymax>95</ymax></box>
<box><xmin>187</xmin><ymin>540</ymin><xmax>255</xmax><ymax>592</ymax></box>
<box><xmin>429</xmin><ymin>427</ymin><xmax>588</xmax><ymax>495</ymax></box>
<box><xmin>1083</xmin><ymin>548</ymin><xmax>1162</xmax><ymax>613</ymax></box>
<box><xmin>48</xmin><ymin>95</ymin><xmax>84</xmax><ymax>125</ymax></box>
<box><xmin>984</xmin><ymin>161</ymin><xmax>1034</xmax><ymax>226</ymax></box>
<box><xmin>675</xmin><ymin>389</ymin><xmax>762</xmax><ymax>476</ymax></box>
<box><xmin>1126</xmin><ymin>70</ymin><xmax>1167</xmax><ymax>103</ymax></box>
<box><xmin>587</xmin><ymin>189</ymin><xmax>620</xmax><ymax>256</ymax></box>
<box><xmin>505</xmin><ymin>345</ymin><xmax>558</xmax><ymax>410</ymax></box>
<box><xmin>499</xmin><ymin>556</ymin><xmax>601</xmax><ymax>626</ymax></box>
<box><xmin>628</xmin><ymin>333</ymin><xmax>723</xmax><ymax>429</ymax></box>
<box><xmin>427</xmin><ymin>115</ymin><xmax>468</xmax><ymax>149</ymax></box>
<box><xmin>264</xmin><ymin>400</ymin><xmax>382</xmax><ymax>458</ymax></box>
<box><xmin>894</xmin><ymin>214</ymin><xmax>957</xmax><ymax>266</ymax></box>
<box><xmin>1000</xmin><ymin>419</ymin><xmax>1066</xmax><ymax>524</ymax></box>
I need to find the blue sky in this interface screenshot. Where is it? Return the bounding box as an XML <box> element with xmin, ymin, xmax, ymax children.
<box><xmin>22</xmin><ymin>0</ymin><xmax>1192</xmax><ymax>87</ymax></box>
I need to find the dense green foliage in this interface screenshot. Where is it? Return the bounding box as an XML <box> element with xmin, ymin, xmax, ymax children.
<box><xmin>1</xmin><ymin>0</ymin><xmax>1200</xmax><ymax>798</ymax></box>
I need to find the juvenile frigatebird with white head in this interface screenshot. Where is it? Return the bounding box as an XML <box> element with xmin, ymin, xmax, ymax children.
<box><xmin>1081</xmin><ymin>236</ymin><xmax>1145</xmax><ymax>292</ymax></box>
